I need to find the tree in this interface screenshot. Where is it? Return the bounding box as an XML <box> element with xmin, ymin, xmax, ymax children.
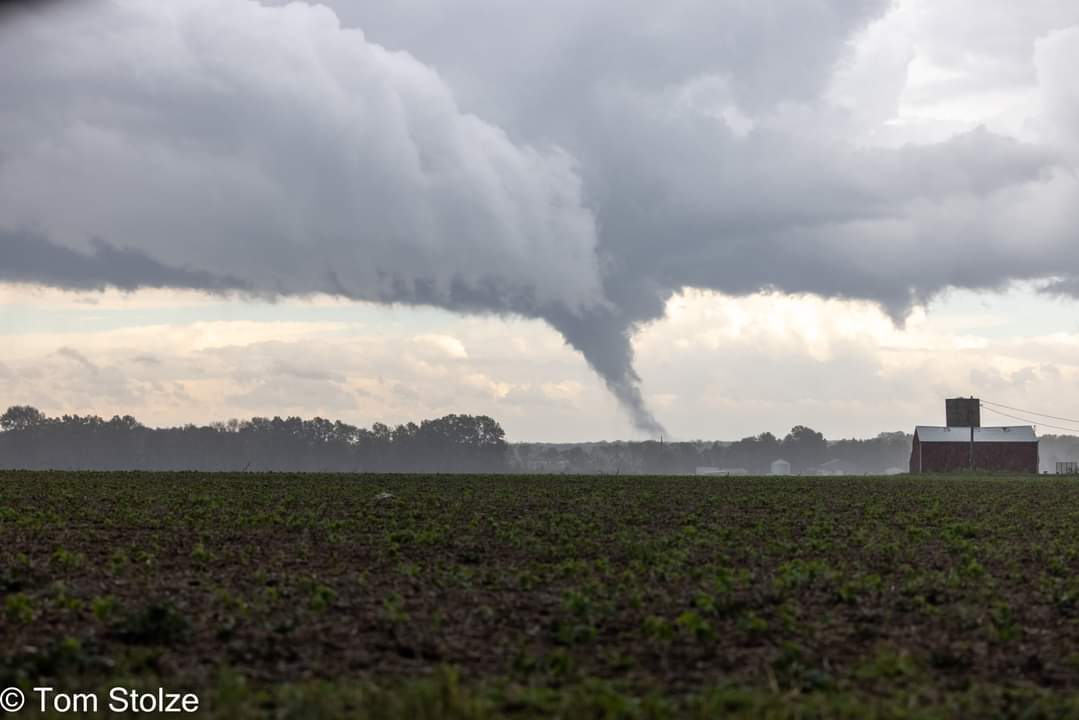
<box><xmin>0</xmin><ymin>405</ymin><xmax>47</xmax><ymax>432</ymax></box>
<box><xmin>782</xmin><ymin>425</ymin><xmax>827</xmax><ymax>472</ymax></box>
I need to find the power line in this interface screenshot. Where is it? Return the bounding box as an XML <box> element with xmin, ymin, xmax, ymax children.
<box><xmin>980</xmin><ymin>399</ymin><xmax>1079</xmax><ymax>426</ymax></box>
<box><xmin>980</xmin><ymin>404</ymin><xmax>1079</xmax><ymax>434</ymax></box>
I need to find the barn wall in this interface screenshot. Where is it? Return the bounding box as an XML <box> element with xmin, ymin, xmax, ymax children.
<box><xmin>917</xmin><ymin>441</ymin><xmax>1038</xmax><ymax>474</ymax></box>
<box><xmin>973</xmin><ymin>442</ymin><xmax>1039</xmax><ymax>473</ymax></box>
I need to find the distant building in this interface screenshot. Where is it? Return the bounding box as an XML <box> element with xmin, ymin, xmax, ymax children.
<box><xmin>910</xmin><ymin>398</ymin><xmax>1039</xmax><ymax>474</ymax></box>
<box><xmin>882</xmin><ymin>467</ymin><xmax>906</xmax><ymax>476</ymax></box>
<box><xmin>770</xmin><ymin>459</ymin><xmax>791</xmax><ymax>476</ymax></box>
<box><xmin>910</xmin><ymin>425</ymin><xmax>1038</xmax><ymax>474</ymax></box>
<box><xmin>1057</xmin><ymin>461</ymin><xmax>1078</xmax><ymax>475</ymax></box>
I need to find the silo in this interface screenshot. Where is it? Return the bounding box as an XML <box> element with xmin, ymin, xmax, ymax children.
<box><xmin>946</xmin><ymin>397</ymin><xmax>980</xmax><ymax>427</ymax></box>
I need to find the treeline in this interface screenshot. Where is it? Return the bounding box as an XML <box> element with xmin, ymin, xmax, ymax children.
<box><xmin>0</xmin><ymin>406</ymin><xmax>921</xmax><ymax>475</ymax></box>
<box><xmin>515</xmin><ymin>427</ymin><xmax>914</xmax><ymax>475</ymax></box>
<box><xmin>0</xmin><ymin>406</ymin><xmax>508</xmax><ymax>473</ymax></box>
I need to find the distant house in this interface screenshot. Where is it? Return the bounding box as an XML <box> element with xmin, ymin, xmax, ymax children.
<box><xmin>909</xmin><ymin>425</ymin><xmax>1038</xmax><ymax>474</ymax></box>
<box><xmin>770</xmin><ymin>459</ymin><xmax>791</xmax><ymax>476</ymax></box>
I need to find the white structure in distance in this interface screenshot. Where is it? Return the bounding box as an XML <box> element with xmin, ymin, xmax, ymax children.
<box><xmin>770</xmin><ymin>459</ymin><xmax>792</xmax><ymax>476</ymax></box>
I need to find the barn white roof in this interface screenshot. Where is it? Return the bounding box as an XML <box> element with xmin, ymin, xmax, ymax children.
<box><xmin>915</xmin><ymin>426</ymin><xmax>1037</xmax><ymax>443</ymax></box>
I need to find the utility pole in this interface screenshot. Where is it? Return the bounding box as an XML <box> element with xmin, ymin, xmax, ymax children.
<box><xmin>970</xmin><ymin>423</ymin><xmax>974</xmax><ymax>471</ymax></box>
<box><xmin>970</xmin><ymin>396</ymin><xmax>977</xmax><ymax>471</ymax></box>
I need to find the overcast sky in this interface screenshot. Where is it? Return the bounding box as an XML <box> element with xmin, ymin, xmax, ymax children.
<box><xmin>3</xmin><ymin>0</ymin><xmax>1079</xmax><ymax>441</ymax></box>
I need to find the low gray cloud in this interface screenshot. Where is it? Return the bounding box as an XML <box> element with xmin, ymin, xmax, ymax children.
<box><xmin>270</xmin><ymin>360</ymin><xmax>346</xmax><ymax>384</ymax></box>
<box><xmin>0</xmin><ymin>0</ymin><xmax>62</xmax><ymax>17</ymax></box>
<box><xmin>2</xmin><ymin>0</ymin><xmax>1079</xmax><ymax>434</ymax></box>
<box><xmin>55</xmin><ymin>346</ymin><xmax>97</xmax><ymax>371</ymax></box>
<box><xmin>0</xmin><ymin>0</ymin><xmax>601</xmax><ymax>308</ymax></box>
<box><xmin>131</xmin><ymin>354</ymin><xmax>161</xmax><ymax>366</ymax></box>
<box><xmin>1042</xmin><ymin>277</ymin><xmax>1079</xmax><ymax>299</ymax></box>
<box><xmin>0</xmin><ymin>229</ymin><xmax>249</xmax><ymax>293</ymax></box>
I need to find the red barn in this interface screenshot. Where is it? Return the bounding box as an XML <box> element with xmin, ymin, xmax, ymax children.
<box><xmin>909</xmin><ymin>426</ymin><xmax>1038</xmax><ymax>474</ymax></box>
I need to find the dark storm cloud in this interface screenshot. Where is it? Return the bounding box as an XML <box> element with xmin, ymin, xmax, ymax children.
<box><xmin>0</xmin><ymin>0</ymin><xmax>63</xmax><ymax>13</ymax></box>
<box><xmin>314</xmin><ymin>0</ymin><xmax>893</xmax><ymax>136</ymax></box>
<box><xmin>2</xmin><ymin>0</ymin><xmax>1079</xmax><ymax>434</ymax></box>
<box><xmin>0</xmin><ymin>229</ymin><xmax>249</xmax><ymax>293</ymax></box>
<box><xmin>310</xmin><ymin>0</ymin><xmax>1079</xmax><ymax>425</ymax></box>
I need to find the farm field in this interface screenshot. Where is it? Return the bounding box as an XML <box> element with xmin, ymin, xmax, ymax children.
<box><xmin>3</xmin><ymin>472</ymin><xmax>1079</xmax><ymax>718</ymax></box>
